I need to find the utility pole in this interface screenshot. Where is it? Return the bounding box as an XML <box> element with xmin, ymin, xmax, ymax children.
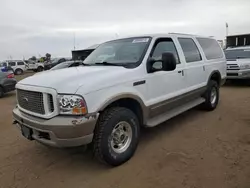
<box><xmin>226</xmin><ymin>22</ymin><xmax>229</xmax><ymax>37</ymax></box>
<box><xmin>73</xmin><ymin>32</ymin><xmax>76</xmax><ymax>50</ymax></box>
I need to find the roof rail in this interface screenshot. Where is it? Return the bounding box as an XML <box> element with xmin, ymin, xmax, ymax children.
<box><xmin>168</xmin><ymin>32</ymin><xmax>195</xmax><ymax>36</ymax></box>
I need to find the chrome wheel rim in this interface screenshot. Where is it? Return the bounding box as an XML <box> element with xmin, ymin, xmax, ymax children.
<box><xmin>110</xmin><ymin>121</ymin><xmax>132</xmax><ymax>154</ymax></box>
<box><xmin>210</xmin><ymin>87</ymin><xmax>217</xmax><ymax>105</ymax></box>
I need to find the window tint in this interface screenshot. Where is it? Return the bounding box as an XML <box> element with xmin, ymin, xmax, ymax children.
<box><xmin>1</xmin><ymin>62</ymin><xmax>7</xmax><ymax>67</ymax></box>
<box><xmin>17</xmin><ymin>61</ymin><xmax>24</xmax><ymax>65</ymax></box>
<box><xmin>197</xmin><ymin>38</ymin><xmax>223</xmax><ymax>60</ymax></box>
<box><xmin>151</xmin><ymin>39</ymin><xmax>180</xmax><ymax>66</ymax></box>
<box><xmin>9</xmin><ymin>62</ymin><xmax>16</xmax><ymax>66</ymax></box>
<box><xmin>178</xmin><ymin>38</ymin><xmax>202</xmax><ymax>62</ymax></box>
<box><xmin>225</xmin><ymin>49</ymin><xmax>250</xmax><ymax>60</ymax></box>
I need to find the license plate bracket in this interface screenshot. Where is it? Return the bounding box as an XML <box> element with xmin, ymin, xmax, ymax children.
<box><xmin>21</xmin><ymin>125</ymin><xmax>33</xmax><ymax>140</ymax></box>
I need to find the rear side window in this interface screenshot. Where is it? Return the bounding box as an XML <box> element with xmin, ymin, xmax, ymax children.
<box><xmin>9</xmin><ymin>62</ymin><xmax>16</xmax><ymax>66</ymax></box>
<box><xmin>178</xmin><ymin>38</ymin><xmax>202</xmax><ymax>63</ymax></box>
<box><xmin>197</xmin><ymin>38</ymin><xmax>223</xmax><ymax>60</ymax></box>
<box><xmin>17</xmin><ymin>61</ymin><xmax>25</xmax><ymax>65</ymax></box>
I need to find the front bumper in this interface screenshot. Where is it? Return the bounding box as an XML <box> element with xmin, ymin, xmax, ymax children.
<box><xmin>13</xmin><ymin>107</ymin><xmax>98</xmax><ymax>148</ymax></box>
<box><xmin>227</xmin><ymin>69</ymin><xmax>250</xmax><ymax>79</ymax></box>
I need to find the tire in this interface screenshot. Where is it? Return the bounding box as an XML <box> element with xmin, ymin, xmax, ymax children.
<box><xmin>0</xmin><ymin>87</ymin><xmax>4</xmax><ymax>98</ymax></box>
<box><xmin>37</xmin><ymin>66</ymin><xmax>43</xmax><ymax>72</ymax></box>
<box><xmin>15</xmin><ymin>69</ymin><xmax>23</xmax><ymax>75</ymax></box>
<box><xmin>202</xmin><ymin>80</ymin><xmax>219</xmax><ymax>111</ymax></box>
<box><xmin>93</xmin><ymin>107</ymin><xmax>140</xmax><ymax>166</ymax></box>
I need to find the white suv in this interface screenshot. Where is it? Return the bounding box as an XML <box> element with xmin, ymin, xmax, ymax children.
<box><xmin>225</xmin><ymin>46</ymin><xmax>250</xmax><ymax>79</ymax></box>
<box><xmin>13</xmin><ymin>33</ymin><xmax>226</xmax><ymax>166</ymax></box>
<box><xmin>2</xmin><ymin>60</ymin><xmax>27</xmax><ymax>75</ymax></box>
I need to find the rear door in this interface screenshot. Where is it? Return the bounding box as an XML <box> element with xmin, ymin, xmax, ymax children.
<box><xmin>177</xmin><ymin>37</ymin><xmax>206</xmax><ymax>92</ymax></box>
<box><xmin>17</xmin><ymin>61</ymin><xmax>27</xmax><ymax>70</ymax></box>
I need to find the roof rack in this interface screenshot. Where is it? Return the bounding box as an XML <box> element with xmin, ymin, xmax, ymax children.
<box><xmin>168</xmin><ymin>32</ymin><xmax>196</xmax><ymax>36</ymax></box>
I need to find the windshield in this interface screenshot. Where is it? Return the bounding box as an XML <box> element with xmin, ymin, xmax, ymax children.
<box><xmin>225</xmin><ymin>49</ymin><xmax>250</xmax><ymax>60</ymax></box>
<box><xmin>84</xmin><ymin>37</ymin><xmax>151</xmax><ymax>67</ymax></box>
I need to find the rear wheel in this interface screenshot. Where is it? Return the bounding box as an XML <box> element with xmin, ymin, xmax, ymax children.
<box><xmin>202</xmin><ymin>80</ymin><xmax>219</xmax><ymax>111</ymax></box>
<box><xmin>15</xmin><ymin>69</ymin><xmax>23</xmax><ymax>75</ymax></box>
<box><xmin>93</xmin><ymin>107</ymin><xmax>140</xmax><ymax>166</ymax></box>
<box><xmin>0</xmin><ymin>87</ymin><xmax>4</xmax><ymax>98</ymax></box>
<box><xmin>37</xmin><ymin>66</ymin><xmax>43</xmax><ymax>72</ymax></box>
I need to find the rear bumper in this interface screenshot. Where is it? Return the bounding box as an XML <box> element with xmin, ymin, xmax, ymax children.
<box><xmin>13</xmin><ymin>107</ymin><xmax>99</xmax><ymax>148</ymax></box>
<box><xmin>226</xmin><ymin>69</ymin><xmax>250</xmax><ymax>79</ymax></box>
<box><xmin>2</xmin><ymin>79</ymin><xmax>16</xmax><ymax>93</ymax></box>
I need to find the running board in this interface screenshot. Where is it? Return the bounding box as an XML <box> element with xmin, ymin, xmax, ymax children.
<box><xmin>146</xmin><ymin>98</ymin><xmax>205</xmax><ymax>127</ymax></box>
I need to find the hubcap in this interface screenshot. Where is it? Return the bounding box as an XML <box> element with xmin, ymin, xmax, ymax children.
<box><xmin>110</xmin><ymin>121</ymin><xmax>132</xmax><ymax>153</ymax></box>
<box><xmin>210</xmin><ymin>87</ymin><xmax>217</xmax><ymax>105</ymax></box>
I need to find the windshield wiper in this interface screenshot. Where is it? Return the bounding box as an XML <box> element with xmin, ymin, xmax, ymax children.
<box><xmin>94</xmin><ymin>62</ymin><xmax>124</xmax><ymax>66</ymax></box>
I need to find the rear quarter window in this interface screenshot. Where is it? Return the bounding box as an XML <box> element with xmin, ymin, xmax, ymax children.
<box><xmin>17</xmin><ymin>61</ymin><xmax>25</xmax><ymax>65</ymax></box>
<box><xmin>197</xmin><ymin>38</ymin><xmax>224</xmax><ymax>60</ymax></box>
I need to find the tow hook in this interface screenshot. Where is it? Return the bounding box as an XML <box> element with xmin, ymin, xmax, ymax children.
<box><xmin>13</xmin><ymin>120</ymin><xmax>18</xmax><ymax>124</ymax></box>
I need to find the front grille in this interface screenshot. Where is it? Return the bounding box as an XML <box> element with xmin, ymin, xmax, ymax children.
<box><xmin>227</xmin><ymin>73</ymin><xmax>238</xmax><ymax>77</ymax></box>
<box><xmin>48</xmin><ymin>94</ymin><xmax>54</xmax><ymax>112</ymax></box>
<box><xmin>17</xmin><ymin>89</ymin><xmax>45</xmax><ymax>114</ymax></box>
<box><xmin>227</xmin><ymin>64</ymin><xmax>240</xmax><ymax>70</ymax></box>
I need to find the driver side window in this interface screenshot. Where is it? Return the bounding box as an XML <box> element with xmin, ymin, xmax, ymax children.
<box><xmin>151</xmin><ymin>39</ymin><xmax>180</xmax><ymax>69</ymax></box>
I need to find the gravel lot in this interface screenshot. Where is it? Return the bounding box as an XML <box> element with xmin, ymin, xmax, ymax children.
<box><xmin>0</xmin><ymin>74</ymin><xmax>249</xmax><ymax>188</ymax></box>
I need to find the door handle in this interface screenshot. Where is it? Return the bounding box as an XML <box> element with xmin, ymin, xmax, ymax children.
<box><xmin>178</xmin><ymin>70</ymin><xmax>184</xmax><ymax>76</ymax></box>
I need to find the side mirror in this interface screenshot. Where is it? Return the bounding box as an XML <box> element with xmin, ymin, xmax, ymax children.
<box><xmin>161</xmin><ymin>52</ymin><xmax>176</xmax><ymax>71</ymax></box>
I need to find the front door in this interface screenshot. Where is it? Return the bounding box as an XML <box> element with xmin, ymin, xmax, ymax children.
<box><xmin>146</xmin><ymin>38</ymin><xmax>186</xmax><ymax>118</ymax></box>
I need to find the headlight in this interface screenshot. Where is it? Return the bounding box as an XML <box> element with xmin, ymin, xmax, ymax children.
<box><xmin>240</xmin><ymin>64</ymin><xmax>250</xmax><ymax>69</ymax></box>
<box><xmin>58</xmin><ymin>95</ymin><xmax>87</xmax><ymax>115</ymax></box>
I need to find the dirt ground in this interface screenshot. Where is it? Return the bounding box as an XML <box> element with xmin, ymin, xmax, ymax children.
<box><xmin>0</xmin><ymin>75</ymin><xmax>250</xmax><ymax>188</ymax></box>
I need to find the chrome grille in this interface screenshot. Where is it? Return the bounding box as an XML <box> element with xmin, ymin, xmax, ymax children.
<box><xmin>227</xmin><ymin>64</ymin><xmax>240</xmax><ymax>70</ymax></box>
<box><xmin>17</xmin><ymin>89</ymin><xmax>45</xmax><ymax>115</ymax></box>
<box><xmin>48</xmin><ymin>94</ymin><xmax>54</xmax><ymax>112</ymax></box>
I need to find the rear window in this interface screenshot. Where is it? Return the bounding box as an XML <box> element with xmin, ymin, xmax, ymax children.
<box><xmin>197</xmin><ymin>38</ymin><xmax>224</xmax><ymax>60</ymax></box>
<box><xmin>17</xmin><ymin>61</ymin><xmax>25</xmax><ymax>65</ymax></box>
<box><xmin>225</xmin><ymin>49</ymin><xmax>250</xmax><ymax>60</ymax></box>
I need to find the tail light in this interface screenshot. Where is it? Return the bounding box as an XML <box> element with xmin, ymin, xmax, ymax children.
<box><xmin>7</xmin><ymin>73</ymin><xmax>14</xmax><ymax>78</ymax></box>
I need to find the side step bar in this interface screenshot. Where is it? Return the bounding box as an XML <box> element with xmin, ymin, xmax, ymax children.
<box><xmin>146</xmin><ymin>98</ymin><xmax>205</xmax><ymax>127</ymax></box>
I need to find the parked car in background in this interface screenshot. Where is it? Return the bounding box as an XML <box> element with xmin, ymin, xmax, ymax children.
<box><xmin>0</xmin><ymin>62</ymin><xmax>14</xmax><ymax>73</ymax></box>
<box><xmin>0</xmin><ymin>71</ymin><xmax>16</xmax><ymax>98</ymax></box>
<box><xmin>24</xmin><ymin>60</ymin><xmax>44</xmax><ymax>72</ymax></box>
<box><xmin>50</xmin><ymin>60</ymin><xmax>83</xmax><ymax>70</ymax></box>
<box><xmin>0</xmin><ymin>60</ymin><xmax>27</xmax><ymax>75</ymax></box>
<box><xmin>225</xmin><ymin>46</ymin><xmax>250</xmax><ymax>80</ymax></box>
<box><xmin>44</xmin><ymin>57</ymin><xmax>72</xmax><ymax>70</ymax></box>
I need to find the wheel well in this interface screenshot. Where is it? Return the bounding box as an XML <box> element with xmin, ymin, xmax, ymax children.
<box><xmin>210</xmin><ymin>72</ymin><xmax>221</xmax><ymax>86</ymax></box>
<box><xmin>101</xmin><ymin>98</ymin><xmax>144</xmax><ymax>126</ymax></box>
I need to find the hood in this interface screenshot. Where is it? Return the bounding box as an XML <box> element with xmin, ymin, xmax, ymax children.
<box><xmin>17</xmin><ymin>66</ymin><xmax>133</xmax><ymax>94</ymax></box>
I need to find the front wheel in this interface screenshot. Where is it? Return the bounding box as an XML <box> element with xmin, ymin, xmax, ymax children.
<box><xmin>202</xmin><ymin>80</ymin><xmax>219</xmax><ymax>111</ymax></box>
<box><xmin>93</xmin><ymin>107</ymin><xmax>140</xmax><ymax>166</ymax></box>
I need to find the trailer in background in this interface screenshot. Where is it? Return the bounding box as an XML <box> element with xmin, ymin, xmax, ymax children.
<box><xmin>226</xmin><ymin>34</ymin><xmax>250</xmax><ymax>48</ymax></box>
<box><xmin>72</xmin><ymin>44</ymin><xmax>99</xmax><ymax>60</ymax></box>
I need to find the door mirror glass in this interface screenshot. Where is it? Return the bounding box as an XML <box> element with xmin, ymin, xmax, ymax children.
<box><xmin>161</xmin><ymin>52</ymin><xmax>177</xmax><ymax>71</ymax></box>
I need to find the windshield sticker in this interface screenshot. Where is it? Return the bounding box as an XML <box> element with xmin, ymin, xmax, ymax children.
<box><xmin>132</xmin><ymin>38</ymin><xmax>149</xmax><ymax>43</ymax></box>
